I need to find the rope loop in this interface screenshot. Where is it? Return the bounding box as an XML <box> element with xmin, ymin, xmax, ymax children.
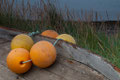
<box><xmin>22</xmin><ymin>39</ymin><xmax>62</xmax><ymax>64</ymax></box>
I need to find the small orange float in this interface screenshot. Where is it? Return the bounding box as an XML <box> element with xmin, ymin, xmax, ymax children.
<box><xmin>41</xmin><ymin>30</ymin><xmax>59</xmax><ymax>38</ymax></box>
<box><xmin>6</xmin><ymin>48</ymin><xmax>32</xmax><ymax>74</ymax></box>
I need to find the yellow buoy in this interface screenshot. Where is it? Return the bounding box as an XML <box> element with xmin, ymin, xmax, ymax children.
<box><xmin>56</xmin><ymin>34</ymin><xmax>76</xmax><ymax>44</ymax></box>
<box><xmin>11</xmin><ymin>34</ymin><xmax>34</xmax><ymax>51</ymax></box>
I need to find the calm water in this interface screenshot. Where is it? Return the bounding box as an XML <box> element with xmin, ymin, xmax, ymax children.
<box><xmin>59</xmin><ymin>0</ymin><xmax>120</xmax><ymax>21</ymax></box>
<box><xmin>12</xmin><ymin>0</ymin><xmax>120</xmax><ymax>21</ymax></box>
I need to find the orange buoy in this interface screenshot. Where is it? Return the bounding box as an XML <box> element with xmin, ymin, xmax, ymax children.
<box><xmin>30</xmin><ymin>41</ymin><xmax>56</xmax><ymax>68</ymax></box>
<box><xmin>6</xmin><ymin>48</ymin><xmax>32</xmax><ymax>74</ymax></box>
<box><xmin>41</xmin><ymin>30</ymin><xmax>59</xmax><ymax>38</ymax></box>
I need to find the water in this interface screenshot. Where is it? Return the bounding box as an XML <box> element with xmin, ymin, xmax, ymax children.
<box><xmin>11</xmin><ymin>0</ymin><xmax>120</xmax><ymax>21</ymax></box>
<box><xmin>59</xmin><ymin>0</ymin><xmax>120</xmax><ymax>21</ymax></box>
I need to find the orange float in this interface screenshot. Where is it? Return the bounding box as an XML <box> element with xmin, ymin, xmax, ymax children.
<box><xmin>41</xmin><ymin>30</ymin><xmax>59</xmax><ymax>38</ymax></box>
<box><xmin>6</xmin><ymin>48</ymin><xmax>32</xmax><ymax>74</ymax></box>
<box><xmin>30</xmin><ymin>41</ymin><xmax>56</xmax><ymax>68</ymax></box>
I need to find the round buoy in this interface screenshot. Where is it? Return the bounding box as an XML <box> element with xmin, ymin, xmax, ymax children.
<box><xmin>11</xmin><ymin>34</ymin><xmax>34</xmax><ymax>51</ymax></box>
<box><xmin>56</xmin><ymin>34</ymin><xmax>76</xmax><ymax>44</ymax></box>
<box><xmin>41</xmin><ymin>30</ymin><xmax>59</xmax><ymax>38</ymax></box>
<box><xmin>30</xmin><ymin>41</ymin><xmax>56</xmax><ymax>68</ymax></box>
<box><xmin>6</xmin><ymin>48</ymin><xmax>32</xmax><ymax>74</ymax></box>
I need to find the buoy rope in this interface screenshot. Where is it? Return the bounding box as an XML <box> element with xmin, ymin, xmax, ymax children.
<box><xmin>22</xmin><ymin>39</ymin><xmax>62</xmax><ymax>64</ymax></box>
<box><xmin>22</xmin><ymin>59</ymin><xmax>32</xmax><ymax>64</ymax></box>
<box><xmin>28</xmin><ymin>30</ymin><xmax>40</xmax><ymax>37</ymax></box>
<box><xmin>22</xmin><ymin>30</ymin><xmax>40</xmax><ymax>64</ymax></box>
<box><xmin>53</xmin><ymin>39</ymin><xmax>62</xmax><ymax>46</ymax></box>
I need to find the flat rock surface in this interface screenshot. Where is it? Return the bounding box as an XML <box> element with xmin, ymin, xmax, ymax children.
<box><xmin>0</xmin><ymin>38</ymin><xmax>109</xmax><ymax>80</ymax></box>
